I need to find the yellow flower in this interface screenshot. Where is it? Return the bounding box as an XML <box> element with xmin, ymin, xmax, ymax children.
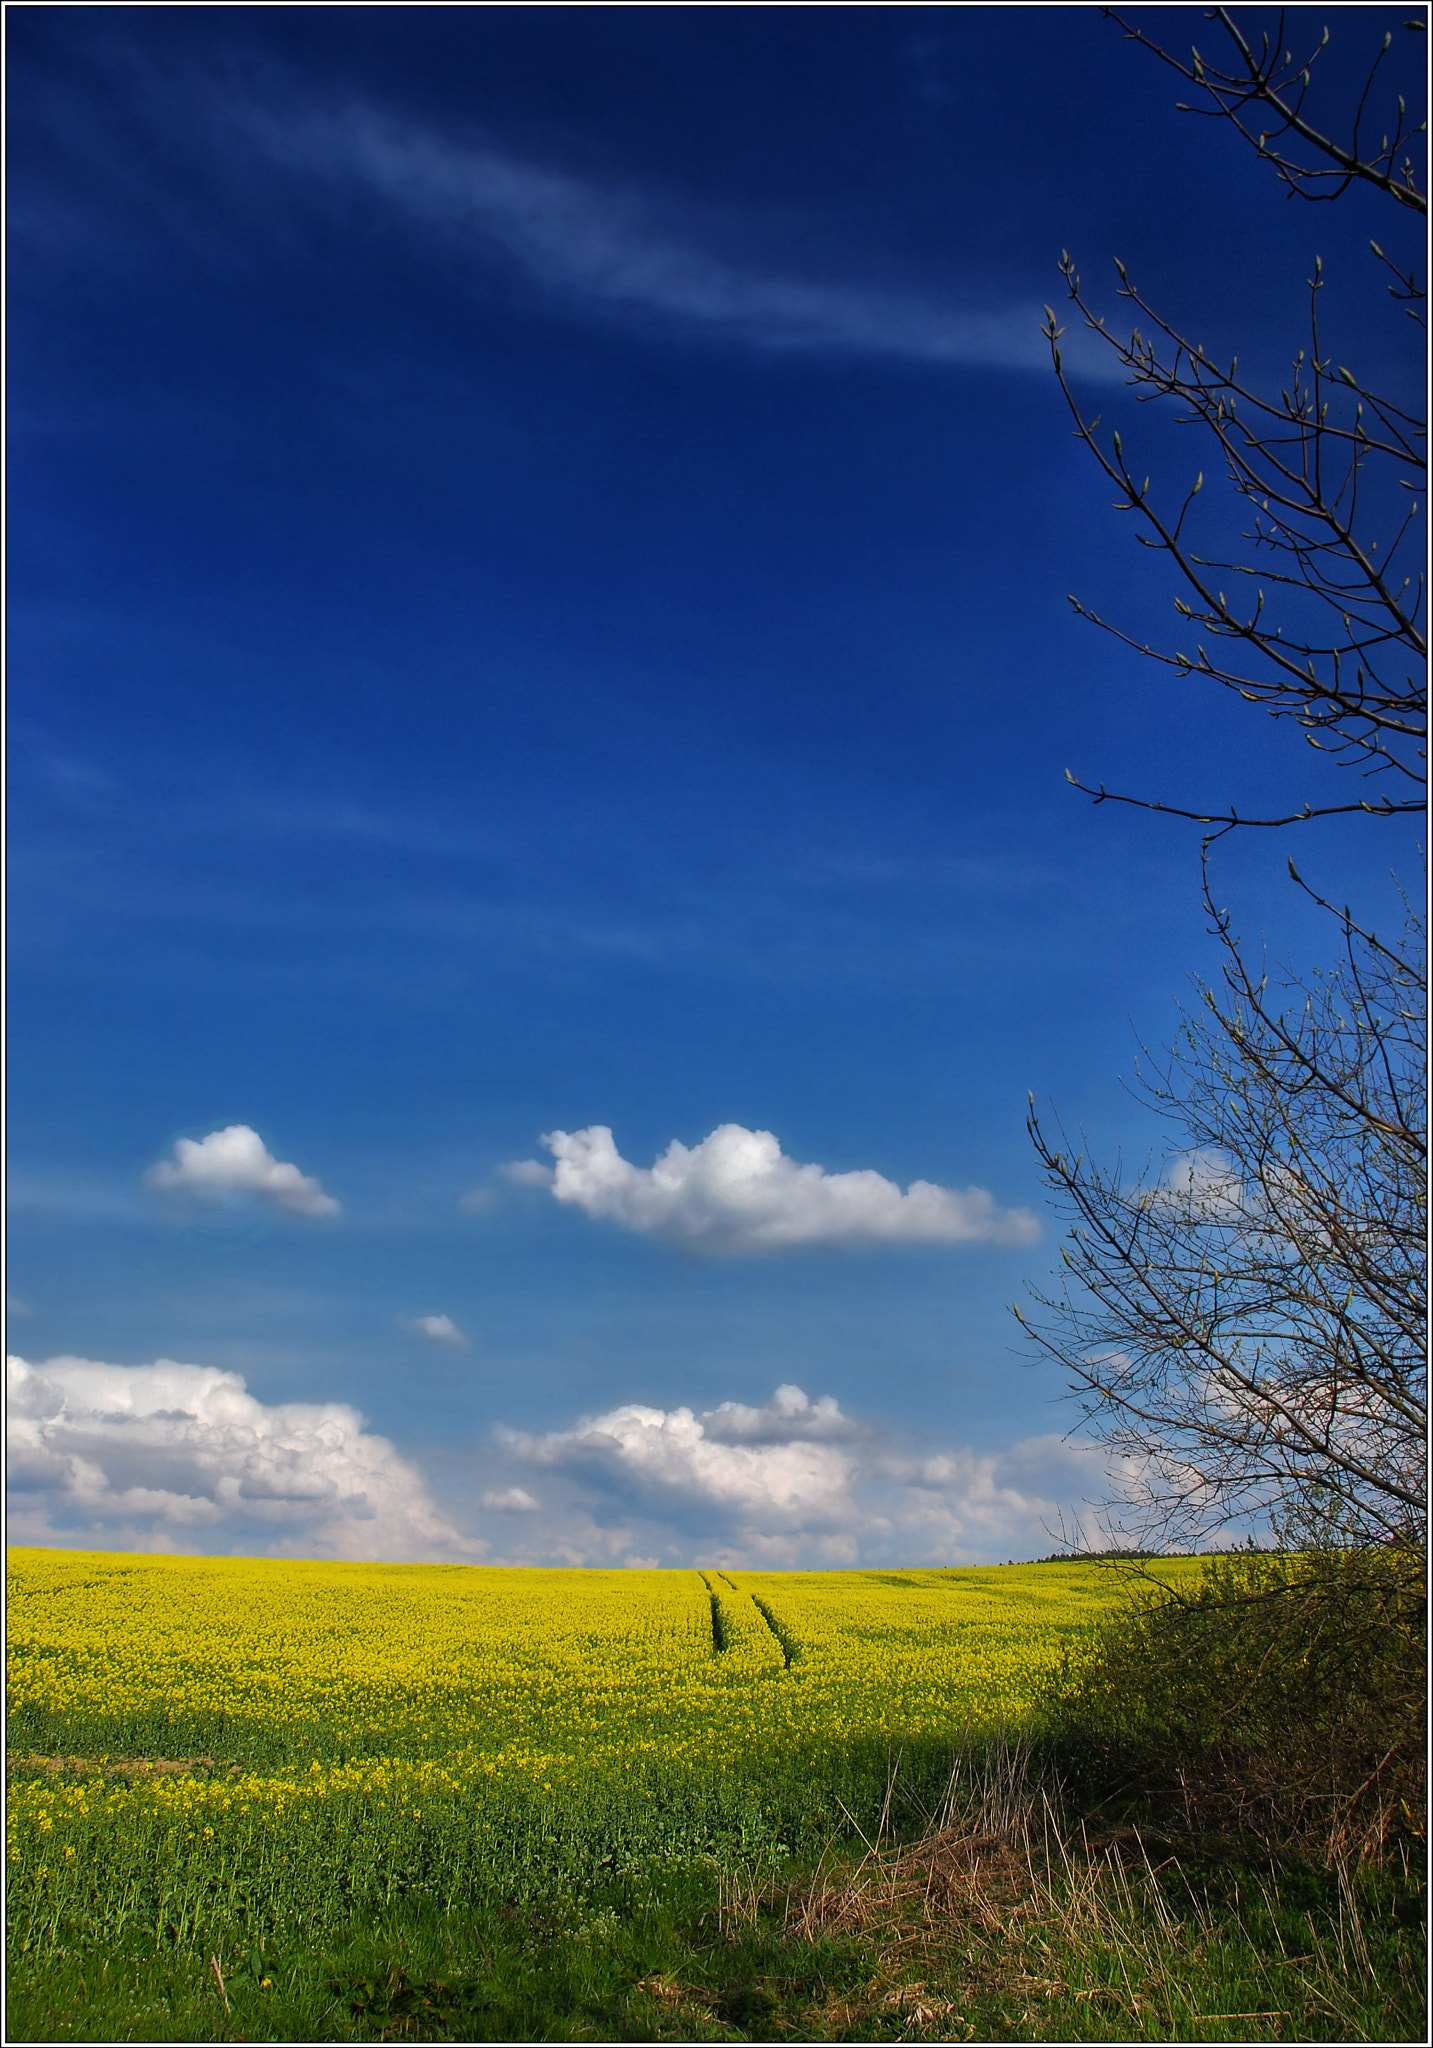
<box><xmin>6</xmin><ymin>1543</ymin><xmax>1179</xmax><ymax>1908</ymax></box>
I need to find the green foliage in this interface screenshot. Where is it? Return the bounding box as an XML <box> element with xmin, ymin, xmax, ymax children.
<box><xmin>5</xmin><ymin>1553</ymin><xmax>1151</xmax><ymax>1963</ymax></box>
<box><xmin>1037</xmin><ymin>1547</ymin><xmax>1427</xmax><ymax>1860</ymax></box>
<box><xmin>6</xmin><ymin>1553</ymin><xmax>1423</xmax><ymax>2039</ymax></box>
<box><xmin>5</xmin><ymin>1843</ymin><xmax>1423</xmax><ymax>2041</ymax></box>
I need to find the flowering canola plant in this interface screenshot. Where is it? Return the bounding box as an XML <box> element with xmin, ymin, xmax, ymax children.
<box><xmin>7</xmin><ymin>1549</ymin><xmax>1197</xmax><ymax>1951</ymax></box>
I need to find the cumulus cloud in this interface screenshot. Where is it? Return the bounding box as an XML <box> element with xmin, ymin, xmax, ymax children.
<box><xmin>701</xmin><ymin>1383</ymin><xmax>856</xmax><ymax>1442</ymax></box>
<box><xmin>868</xmin><ymin>1433</ymin><xmax>1136</xmax><ymax>1561</ymax></box>
<box><xmin>502</xmin><ymin>1388</ymin><xmax>858</xmax><ymax>1525</ymax></box>
<box><xmin>146</xmin><ymin>1126</ymin><xmax>339</xmax><ymax>1217</ymax></box>
<box><xmin>1148</xmin><ymin>1148</ymin><xmax>1245</xmax><ymax>1217</ymax></box>
<box><xmin>535</xmin><ymin>1123</ymin><xmax>1038</xmax><ymax>1253</ymax></box>
<box><xmin>7</xmin><ymin>1354</ymin><xmax>475</xmax><ymax>1561</ymax></box>
<box><xmin>403</xmin><ymin>1313</ymin><xmax>470</xmax><ymax>1349</ymax></box>
<box><xmin>486</xmin><ymin>1384</ymin><xmax>1138</xmax><ymax>1568</ymax></box>
<box><xmin>481</xmin><ymin>1486</ymin><xmax>539</xmax><ymax>1513</ymax></box>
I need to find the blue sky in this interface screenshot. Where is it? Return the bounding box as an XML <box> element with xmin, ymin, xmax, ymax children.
<box><xmin>8</xmin><ymin>4</ymin><xmax>1423</xmax><ymax>1567</ymax></box>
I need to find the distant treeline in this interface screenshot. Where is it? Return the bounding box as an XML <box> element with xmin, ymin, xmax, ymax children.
<box><xmin>1033</xmin><ymin>1548</ymin><xmax>1211</xmax><ymax>1563</ymax></box>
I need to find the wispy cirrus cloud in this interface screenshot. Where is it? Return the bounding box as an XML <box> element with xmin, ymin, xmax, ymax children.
<box><xmin>11</xmin><ymin>21</ymin><xmax>1123</xmax><ymax>378</ymax></box>
<box><xmin>505</xmin><ymin>1122</ymin><xmax>1039</xmax><ymax>1253</ymax></box>
<box><xmin>238</xmin><ymin>100</ymin><xmax>1093</xmax><ymax>373</ymax></box>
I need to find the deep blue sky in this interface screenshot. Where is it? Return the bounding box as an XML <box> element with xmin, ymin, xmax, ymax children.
<box><xmin>8</xmin><ymin>5</ymin><xmax>1423</xmax><ymax>1566</ymax></box>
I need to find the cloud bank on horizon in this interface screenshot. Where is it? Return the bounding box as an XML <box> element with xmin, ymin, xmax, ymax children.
<box><xmin>8</xmin><ymin>1358</ymin><xmax>1128</xmax><ymax>1569</ymax></box>
<box><xmin>7</xmin><ymin>1354</ymin><xmax>473</xmax><ymax>1561</ymax></box>
<box><xmin>146</xmin><ymin>1125</ymin><xmax>339</xmax><ymax>1217</ymax></box>
<box><xmin>509</xmin><ymin>1123</ymin><xmax>1039</xmax><ymax>1253</ymax></box>
<box><xmin>498</xmin><ymin>1380</ymin><xmax>1125</xmax><ymax>1567</ymax></box>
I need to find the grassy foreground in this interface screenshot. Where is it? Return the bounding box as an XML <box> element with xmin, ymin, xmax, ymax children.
<box><xmin>6</xmin><ymin>1550</ymin><xmax>1424</xmax><ymax>2041</ymax></box>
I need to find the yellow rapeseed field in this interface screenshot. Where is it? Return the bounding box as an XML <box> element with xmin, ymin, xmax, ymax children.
<box><xmin>6</xmin><ymin>1548</ymin><xmax>1197</xmax><ymax>1948</ymax></box>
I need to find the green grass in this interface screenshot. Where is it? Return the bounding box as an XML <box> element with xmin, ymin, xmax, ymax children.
<box><xmin>6</xmin><ymin>1550</ymin><xmax>1424</xmax><ymax>2040</ymax></box>
<box><xmin>4</xmin><ymin>1555</ymin><xmax>1137</xmax><ymax>1969</ymax></box>
<box><xmin>6</xmin><ymin>1841</ymin><xmax>1423</xmax><ymax>2042</ymax></box>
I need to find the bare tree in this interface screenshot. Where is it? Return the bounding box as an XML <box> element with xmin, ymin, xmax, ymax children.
<box><xmin>1019</xmin><ymin>872</ymin><xmax>1426</xmax><ymax>1548</ymax></box>
<box><xmin>1045</xmin><ymin>7</ymin><xmax>1425</xmax><ymax>836</ymax></box>
<box><xmin>1022</xmin><ymin>9</ymin><xmax>1426</xmax><ymax>1549</ymax></box>
<box><xmin>1109</xmin><ymin>4</ymin><xmax>1425</xmax><ymax>214</ymax></box>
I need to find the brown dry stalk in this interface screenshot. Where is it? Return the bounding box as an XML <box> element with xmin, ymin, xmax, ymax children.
<box><xmin>13</xmin><ymin>1753</ymin><xmax>245</xmax><ymax>1781</ymax></box>
<box><xmin>209</xmin><ymin>1949</ymin><xmax>231</xmax><ymax>2014</ymax></box>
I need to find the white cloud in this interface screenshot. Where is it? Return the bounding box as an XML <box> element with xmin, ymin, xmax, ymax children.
<box><xmin>244</xmin><ymin>105</ymin><xmax>1113</xmax><ymax>375</ymax></box>
<box><xmin>870</xmin><ymin>1433</ymin><xmax>1135</xmax><ymax>1560</ymax></box>
<box><xmin>500</xmin><ymin>1158</ymin><xmax>555</xmax><ymax>1188</ymax></box>
<box><xmin>491</xmin><ymin>1382</ymin><xmax>1134</xmax><ymax>1568</ymax></box>
<box><xmin>502</xmin><ymin>1390</ymin><xmax>858</xmax><ymax>1524</ymax></box>
<box><xmin>403</xmin><ymin>1314</ymin><xmax>470</xmax><ymax>1349</ymax></box>
<box><xmin>7</xmin><ymin>1354</ymin><xmax>475</xmax><ymax>1562</ymax></box>
<box><xmin>146</xmin><ymin>1125</ymin><xmax>340</xmax><ymax>1217</ymax></box>
<box><xmin>537</xmin><ymin>1123</ymin><xmax>1038</xmax><ymax>1253</ymax></box>
<box><xmin>1149</xmin><ymin>1148</ymin><xmax>1245</xmax><ymax>1217</ymax></box>
<box><xmin>702</xmin><ymin>1383</ymin><xmax>855</xmax><ymax>1442</ymax></box>
<box><xmin>3</xmin><ymin>1342</ymin><xmax>1142</xmax><ymax>1571</ymax></box>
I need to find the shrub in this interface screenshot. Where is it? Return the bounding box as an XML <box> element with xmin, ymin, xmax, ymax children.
<box><xmin>1037</xmin><ymin>1546</ymin><xmax>1426</xmax><ymax>1863</ymax></box>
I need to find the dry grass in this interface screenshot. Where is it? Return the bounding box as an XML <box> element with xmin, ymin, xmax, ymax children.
<box><xmin>758</xmin><ymin>1738</ymin><xmax>1421</xmax><ymax>2042</ymax></box>
<box><xmin>778</xmin><ymin>1732</ymin><xmax>1055</xmax><ymax>1942</ymax></box>
<box><xmin>13</xmin><ymin>1753</ymin><xmax>245</xmax><ymax>1781</ymax></box>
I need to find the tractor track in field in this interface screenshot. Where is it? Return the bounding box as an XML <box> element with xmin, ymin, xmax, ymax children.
<box><xmin>698</xmin><ymin>1571</ymin><xmax>794</xmax><ymax>1668</ymax></box>
<box><xmin>696</xmin><ymin>1571</ymin><xmax>727</xmax><ymax>1655</ymax></box>
<box><xmin>748</xmin><ymin>1594</ymin><xmax>795</xmax><ymax>1668</ymax></box>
